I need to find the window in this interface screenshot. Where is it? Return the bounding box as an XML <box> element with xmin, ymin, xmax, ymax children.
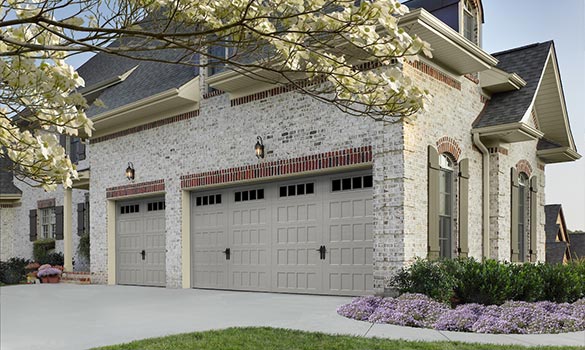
<box><xmin>517</xmin><ymin>173</ymin><xmax>529</xmax><ymax>262</ymax></box>
<box><xmin>462</xmin><ymin>0</ymin><xmax>478</xmax><ymax>44</ymax></box>
<box><xmin>439</xmin><ymin>154</ymin><xmax>454</xmax><ymax>259</ymax></box>
<box><xmin>120</xmin><ymin>204</ymin><xmax>139</xmax><ymax>214</ymax></box>
<box><xmin>331</xmin><ymin>175</ymin><xmax>373</xmax><ymax>192</ymax></box>
<box><xmin>147</xmin><ymin>201</ymin><xmax>166</xmax><ymax>211</ymax></box>
<box><xmin>196</xmin><ymin>194</ymin><xmax>222</xmax><ymax>206</ymax></box>
<box><xmin>40</xmin><ymin>207</ymin><xmax>56</xmax><ymax>239</ymax></box>
<box><xmin>235</xmin><ymin>189</ymin><xmax>264</xmax><ymax>202</ymax></box>
<box><xmin>279</xmin><ymin>183</ymin><xmax>315</xmax><ymax>197</ymax></box>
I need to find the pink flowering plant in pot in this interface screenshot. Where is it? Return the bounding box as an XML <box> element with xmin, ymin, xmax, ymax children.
<box><xmin>37</xmin><ymin>264</ymin><xmax>62</xmax><ymax>283</ymax></box>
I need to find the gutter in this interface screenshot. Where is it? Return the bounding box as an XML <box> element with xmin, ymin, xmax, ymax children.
<box><xmin>473</xmin><ymin>132</ymin><xmax>490</xmax><ymax>259</ymax></box>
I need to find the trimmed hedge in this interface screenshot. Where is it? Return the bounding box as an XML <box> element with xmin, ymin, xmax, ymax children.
<box><xmin>0</xmin><ymin>257</ymin><xmax>32</xmax><ymax>284</ymax></box>
<box><xmin>33</xmin><ymin>238</ymin><xmax>55</xmax><ymax>262</ymax></box>
<box><xmin>390</xmin><ymin>258</ymin><xmax>585</xmax><ymax>305</ymax></box>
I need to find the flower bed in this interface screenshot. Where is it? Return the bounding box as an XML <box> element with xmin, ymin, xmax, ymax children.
<box><xmin>337</xmin><ymin>294</ymin><xmax>585</xmax><ymax>334</ymax></box>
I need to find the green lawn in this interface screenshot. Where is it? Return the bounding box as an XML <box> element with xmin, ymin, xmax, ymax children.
<box><xmin>93</xmin><ymin>327</ymin><xmax>582</xmax><ymax>350</ymax></box>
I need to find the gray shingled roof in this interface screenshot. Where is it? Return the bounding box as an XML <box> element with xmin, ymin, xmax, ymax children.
<box><xmin>538</xmin><ymin>138</ymin><xmax>563</xmax><ymax>151</ymax></box>
<box><xmin>569</xmin><ymin>233</ymin><xmax>585</xmax><ymax>259</ymax></box>
<box><xmin>77</xmin><ymin>47</ymin><xmax>199</xmax><ymax>118</ymax></box>
<box><xmin>474</xmin><ymin>42</ymin><xmax>552</xmax><ymax>128</ymax></box>
<box><xmin>0</xmin><ymin>157</ymin><xmax>22</xmax><ymax>195</ymax></box>
<box><xmin>545</xmin><ymin>204</ymin><xmax>563</xmax><ymax>243</ymax></box>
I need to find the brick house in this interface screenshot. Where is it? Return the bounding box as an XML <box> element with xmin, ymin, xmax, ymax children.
<box><xmin>0</xmin><ymin>0</ymin><xmax>580</xmax><ymax>295</ymax></box>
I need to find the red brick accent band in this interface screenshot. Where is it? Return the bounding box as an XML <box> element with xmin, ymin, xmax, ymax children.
<box><xmin>407</xmin><ymin>60</ymin><xmax>461</xmax><ymax>90</ymax></box>
<box><xmin>516</xmin><ymin>160</ymin><xmax>533</xmax><ymax>177</ymax></box>
<box><xmin>92</xmin><ymin>110</ymin><xmax>199</xmax><ymax>144</ymax></box>
<box><xmin>464</xmin><ymin>73</ymin><xmax>480</xmax><ymax>84</ymax></box>
<box><xmin>436</xmin><ymin>136</ymin><xmax>462</xmax><ymax>162</ymax></box>
<box><xmin>488</xmin><ymin>147</ymin><xmax>509</xmax><ymax>156</ymax></box>
<box><xmin>181</xmin><ymin>146</ymin><xmax>373</xmax><ymax>189</ymax></box>
<box><xmin>106</xmin><ymin>180</ymin><xmax>165</xmax><ymax>198</ymax></box>
<box><xmin>37</xmin><ymin>198</ymin><xmax>56</xmax><ymax>209</ymax></box>
<box><xmin>0</xmin><ymin>203</ymin><xmax>21</xmax><ymax>208</ymax></box>
<box><xmin>230</xmin><ymin>77</ymin><xmax>328</xmax><ymax>107</ymax></box>
<box><xmin>202</xmin><ymin>90</ymin><xmax>225</xmax><ymax>99</ymax></box>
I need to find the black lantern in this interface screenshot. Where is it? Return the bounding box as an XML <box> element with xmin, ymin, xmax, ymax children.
<box><xmin>125</xmin><ymin>162</ymin><xmax>135</xmax><ymax>180</ymax></box>
<box><xmin>255</xmin><ymin>136</ymin><xmax>265</xmax><ymax>159</ymax></box>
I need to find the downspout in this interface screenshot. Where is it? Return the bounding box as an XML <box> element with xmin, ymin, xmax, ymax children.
<box><xmin>473</xmin><ymin>132</ymin><xmax>490</xmax><ymax>259</ymax></box>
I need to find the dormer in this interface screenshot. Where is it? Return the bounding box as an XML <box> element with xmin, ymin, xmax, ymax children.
<box><xmin>403</xmin><ymin>0</ymin><xmax>484</xmax><ymax>47</ymax></box>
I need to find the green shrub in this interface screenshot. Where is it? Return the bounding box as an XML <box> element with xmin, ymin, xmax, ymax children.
<box><xmin>33</xmin><ymin>238</ymin><xmax>55</xmax><ymax>262</ymax></box>
<box><xmin>0</xmin><ymin>257</ymin><xmax>32</xmax><ymax>284</ymax></box>
<box><xmin>78</xmin><ymin>233</ymin><xmax>90</xmax><ymax>261</ymax></box>
<box><xmin>390</xmin><ymin>258</ymin><xmax>585</xmax><ymax>306</ymax></box>
<box><xmin>38</xmin><ymin>252</ymin><xmax>64</xmax><ymax>266</ymax></box>
<box><xmin>390</xmin><ymin>258</ymin><xmax>455</xmax><ymax>303</ymax></box>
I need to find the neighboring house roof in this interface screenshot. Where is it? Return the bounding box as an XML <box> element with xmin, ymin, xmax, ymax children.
<box><xmin>569</xmin><ymin>233</ymin><xmax>585</xmax><ymax>259</ymax></box>
<box><xmin>474</xmin><ymin>42</ymin><xmax>552</xmax><ymax>128</ymax></box>
<box><xmin>77</xmin><ymin>48</ymin><xmax>199</xmax><ymax>117</ymax></box>
<box><xmin>544</xmin><ymin>204</ymin><xmax>570</xmax><ymax>264</ymax></box>
<box><xmin>0</xmin><ymin>157</ymin><xmax>22</xmax><ymax>196</ymax></box>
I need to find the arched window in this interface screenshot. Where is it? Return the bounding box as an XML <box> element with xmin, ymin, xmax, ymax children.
<box><xmin>439</xmin><ymin>154</ymin><xmax>455</xmax><ymax>258</ymax></box>
<box><xmin>462</xmin><ymin>0</ymin><xmax>478</xmax><ymax>44</ymax></box>
<box><xmin>517</xmin><ymin>172</ymin><xmax>529</xmax><ymax>262</ymax></box>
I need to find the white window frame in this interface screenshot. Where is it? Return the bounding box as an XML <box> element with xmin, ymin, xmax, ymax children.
<box><xmin>39</xmin><ymin>207</ymin><xmax>56</xmax><ymax>239</ymax></box>
<box><xmin>439</xmin><ymin>154</ymin><xmax>455</xmax><ymax>259</ymax></box>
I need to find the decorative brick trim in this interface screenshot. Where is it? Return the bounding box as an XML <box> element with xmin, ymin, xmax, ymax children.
<box><xmin>181</xmin><ymin>146</ymin><xmax>372</xmax><ymax>189</ymax></box>
<box><xmin>106</xmin><ymin>180</ymin><xmax>165</xmax><ymax>199</ymax></box>
<box><xmin>480</xmin><ymin>95</ymin><xmax>489</xmax><ymax>104</ymax></box>
<box><xmin>407</xmin><ymin>61</ymin><xmax>461</xmax><ymax>90</ymax></box>
<box><xmin>516</xmin><ymin>160</ymin><xmax>533</xmax><ymax>177</ymax></box>
<box><xmin>464</xmin><ymin>73</ymin><xmax>480</xmax><ymax>84</ymax></box>
<box><xmin>537</xmin><ymin>163</ymin><xmax>545</xmax><ymax>171</ymax></box>
<box><xmin>230</xmin><ymin>77</ymin><xmax>328</xmax><ymax>107</ymax></box>
<box><xmin>202</xmin><ymin>90</ymin><xmax>225</xmax><ymax>99</ymax></box>
<box><xmin>436</xmin><ymin>137</ymin><xmax>462</xmax><ymax>161</ymax></box>
<box><xmin>488</xmin><ymin>147</ymin><xmax>509</xmax><ymax>156</ymax></box>
<box><xmin>37</xmin><ymin>198</ymin><xmax>56</xmax><ymax>209</ymax></box>
<box><xmin>0</xmin><ymin>203</ymin><xmax>21</xmax><ymax>208</ymax></box>
<box><xmin>92</xmin><ymin>110</ymin><xmax>199</xmax><ymax>144</ymax></box>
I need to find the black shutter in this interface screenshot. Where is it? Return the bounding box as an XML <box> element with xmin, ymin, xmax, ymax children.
<box><xmin>428</xmin><ymin>146</ymin><xmax>440</xmax><ymax>260</ymax></box>
<box><xmin>70</xmin><ymin>138</ymin><xmax>79</xmax><ymax>164</ymax></box>
<box><xmin>55</xmin><ymin>206</ymin><xmax>64</xmax><ymax>240</ymax></box>
<box><xmin>29</xmin><ymin>210</ymin><xmax>37</xmax><ymax>241</ymax></box>
<box><xmin>59</xmin><ymin>134</ymin><xmax>67</xmax><ymax>147</ymax></box>
<box><xmin>510</xmin><ymin>168</ymin><xmax>519</xmax><ymax>262</ymax></box>
<box><xmin>529</xmin><ymin>176</ymin><xmax>538</xmax><ymax>262</ymax></box>
<box><xmin>77</xmin><ymin>140</ymin><xmax>86</xmax><ymax>161</ymax></box>
<box><xmin>77</xmin><ymin>203</ymin><xmax>85</xmax><ymax>236</ymax></box>
<box><xmin>458</xmin><ymin>158</ymin><xmax>470</xmax><ymax>257</ymax></box>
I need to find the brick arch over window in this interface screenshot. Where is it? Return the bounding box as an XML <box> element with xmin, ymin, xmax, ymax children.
<box><xmin>516</xmin><ymin>160</ymin><xmax>533</xmax><ymax>177</ymax></box>
<box><xmin>436</xmin><ymin>137</ymin><xmax>462</xmax><ymax>162</ymax></box>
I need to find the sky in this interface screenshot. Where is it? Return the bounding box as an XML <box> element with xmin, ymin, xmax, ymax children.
<box><xmin>66</xmin><ymin>0</ymin><xmax>585</xmax><ymax>230</ymax></box>
<box><xmin>481</xmin><ymin>0</ymin><xmax>585</xmax><ymax>230</ymax></box>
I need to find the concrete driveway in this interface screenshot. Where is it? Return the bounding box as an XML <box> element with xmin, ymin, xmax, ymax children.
<box><xmin>1</xmin><ymin>284</ymin><xmax>584</xmax><ymax>350</ymax></box>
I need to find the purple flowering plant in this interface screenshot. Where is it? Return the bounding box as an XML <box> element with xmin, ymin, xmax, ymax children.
<box><xmin>337</xmin><ymin>294</ymin><xmax>585</xmax><ymax>334</ymax></box>
<box><xmin>36</xmin><ymin>267</ymin><xmax>62</xmax><ymax>277</ymax></box>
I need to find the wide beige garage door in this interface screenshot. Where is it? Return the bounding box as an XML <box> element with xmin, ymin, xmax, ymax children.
<box><xmin>116</xmin><ymin>197</ymin><xmax>166</xmax><ymax>286</ymax></box>
<box><xmin>191</xmin><ymin>171</ymin><xmax>373</xmax><ymax>295</ymax></box>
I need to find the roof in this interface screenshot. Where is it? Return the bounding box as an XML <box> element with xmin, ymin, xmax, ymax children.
<box><xmin>544</xmin><ymin>204</ymin><xmax>565</xmax><ymax>243</ymax></box>
<box><xmin>546</xmin><ymin>242</ymin><xmax>568</xmax><ymax>264</ymax></box>
<box><xmin>77</xmin><ymin>47</ymin><xmax>199</xmax><ymax>118</ymax></box>
<box><xmin>474</xmin><ymin>42</ymin><xmax>552</xmax><ymax>128</ymax></box>
<box><xmin>0</xmin><ymin>157</ymin><xmax>22</xmax><ymax>196</ymax></box>
<box><xmin>537</xmin><ymin>138</ymin><xmax>563</xmax><ymax>151</ymax></box>
<box><xmin>569</xmin><ymin>233</ymin><xmax>585</xmax><ymax>259</ymax></box>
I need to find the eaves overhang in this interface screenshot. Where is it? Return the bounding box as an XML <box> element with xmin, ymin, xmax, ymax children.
<box><xmin>537</xmin><ymin>147</ymin><xmax>581</xmax><ymax>164</ymax></box>
<box><xmin>398</xmin><ymin>8</ymin><xmax>498</xmax><ymax>75</ymax></box>
<box><xmin>472</xmin><ymin>122</ymin><xmax>544</xmax><ymax>143</ymax></box>
<box><xmin>481</xmin><ymin>68</ymin><xmax>526</xmax><ymax>93</ymax></box>
<box><xmin>91</xmin><ymin>77</ymin><xmax>200</xmax><ymax>139</ymax></box>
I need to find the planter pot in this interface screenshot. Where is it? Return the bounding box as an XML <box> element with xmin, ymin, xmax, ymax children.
<box><xmin>40</xmin><ymin>275</ymin><xmax>61</xmax><ymax>284</ymax></box>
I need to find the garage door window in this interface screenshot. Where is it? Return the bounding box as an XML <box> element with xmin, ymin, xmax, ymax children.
<box><xmin>120</xmin><ymin>204</ymin><xmax>139</xmax><ymax>214</ymax></box>
<box><xmin>332</xmin><ymin>175</ymin><xmax>373</xmax><ymax>192</ymax></box>
<box><xmin>196</xmin><ymin>194</ymin><xmax>221</xmax><ymax>206</ymax></box>
<box><xmin>235</xmin><ymin>189</ymin><xmax>264</xmax><ymax>202</ymax></box>
<box><xmin>279</xmin><ymin>182</ymin><xmax>315</xmax><ymax>197</ymax></box>
<box><xmin>147</xmin><ymin>201</ymin><xmax>166</xmax><ymax>211</ymax></box>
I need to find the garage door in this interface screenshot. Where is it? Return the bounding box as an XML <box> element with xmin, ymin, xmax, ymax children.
<box><xmin>191</xmin><ymin>171</ymin><xmax>373</xmax><ymax>295</ymax></box>
<box><xmin>117</xmin><ymin>197</ymin><xmax>166</xmax><ymax>286</ymax></box>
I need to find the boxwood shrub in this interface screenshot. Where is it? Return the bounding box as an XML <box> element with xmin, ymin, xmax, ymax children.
<box><xmin>0</xmin><ymin>257</ymin><xmax>32</xmax><ymax>285</ymax></box>
<box><xmin>390</xmin><ymin>258</ymin><xmax>585</xmax><ymax>306</ymax></box>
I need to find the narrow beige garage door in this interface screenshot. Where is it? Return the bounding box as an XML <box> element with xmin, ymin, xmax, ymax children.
<box><xmin>117</xmin><ymin>197</ymin><xmax>166</xmax><ymax>286</ymax></box>
<box><xmin>191</xmin><ymin>171</ymin><xmax>373</xmax><ymax>296</ymax></box>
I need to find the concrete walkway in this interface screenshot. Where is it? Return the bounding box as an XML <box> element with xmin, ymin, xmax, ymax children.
<box><xmin>1</xmin><ymin>284</ymin><xmax>583</xmax><ymax>350</ymax></box>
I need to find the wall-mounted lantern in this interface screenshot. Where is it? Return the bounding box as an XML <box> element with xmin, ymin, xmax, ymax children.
<box><xmin>255</xmin><ymin>136</ymin><xmax>265</xmax><ymax>159</ymax></box>
<box><xmin>125</xmin><ymin>162</ymin><xmax>135</xmax><ymax>181</ymax></box>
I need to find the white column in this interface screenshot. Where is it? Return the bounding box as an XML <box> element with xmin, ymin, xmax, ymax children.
<box><xmin>64</xmin><ymin>188</ymin><xmax>73</xmax><ymax>271</ymax></box>
<box><xmin>107</xmin><ymin>200</ymin><xmax>116</xmax><ymax>285</ymax></box>
<box><xmin>181</xmin><ymin>190</ymin><xmax>191</xmax><ymax>288</ymax></box>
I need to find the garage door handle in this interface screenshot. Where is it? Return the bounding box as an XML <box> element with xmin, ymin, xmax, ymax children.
<box><xmin>316</xmin><ymin>245</ymin><xmax>326</xmax><ymax>260</ymax></box>
<box><xmin>222</xmin><ymin>248</ymin><xmax>231</xmax><ymax>260</ymax></box>
<box><xmin>140</xmin><ymin>250</ymin><xmax>146</xmax><ymax>260</ymax></box>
